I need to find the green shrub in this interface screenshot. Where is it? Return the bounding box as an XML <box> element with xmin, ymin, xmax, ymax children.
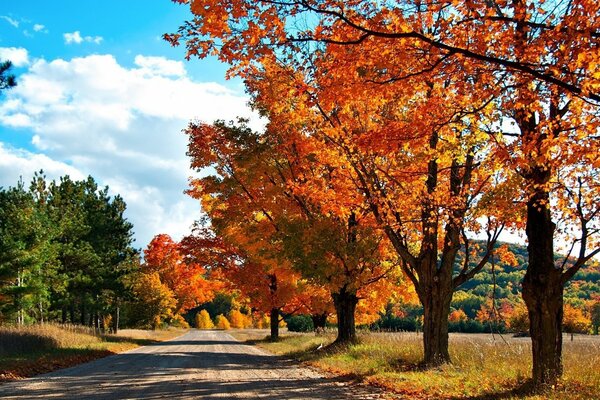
<box><xmin>286</xmin><ymin>315</ymin><xmax>314</xmax><ymax>332</ymax></box>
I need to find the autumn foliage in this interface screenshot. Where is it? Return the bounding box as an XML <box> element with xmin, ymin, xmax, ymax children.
<box><xmin>166</xmin><ymin>0</ymin><xmax>600</xmax><ymax>386</ymax></box>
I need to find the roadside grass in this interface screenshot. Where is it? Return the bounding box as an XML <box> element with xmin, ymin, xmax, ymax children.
<box><xmin>232</xmin><ymin>330</ymin><xmax>600</xmax><ymax>400</ymax></box>
<box><xmin>0</xmin><ymin>324</ymin><xmax>186</xmax><ymax>382</ymax></box>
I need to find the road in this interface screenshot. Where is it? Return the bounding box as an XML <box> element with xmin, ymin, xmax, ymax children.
<box><xmin>0</xmin><ymin>330</ymin><xmax>383</xmax><ymax>399</ymax></box>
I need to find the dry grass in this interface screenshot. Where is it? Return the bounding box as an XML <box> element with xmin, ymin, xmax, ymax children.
<box><xmin>0</xmin><ymin>324</ymin><xmax>186</xmax><ymax>381</ymax></box>
<box><xmin>233</xmin><ymin>329</ymin><xmax>600</xmax><ymax>400</ymax></box>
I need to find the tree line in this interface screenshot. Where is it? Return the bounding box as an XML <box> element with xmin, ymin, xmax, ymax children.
<box><xmin>0</xmin><ymin>173</ymin><xmax>137</xmax><ymax>330</ymax></box>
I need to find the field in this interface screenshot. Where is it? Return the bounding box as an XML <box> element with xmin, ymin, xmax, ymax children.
<box><xmin>232</xmin><ymin>330</ymin><xmax>600</xmax><ymax>400</ymax></box>
<box><xmin>0</xmin><ymin>324</ymin><xmax>186</xmax><ymax>382</ymax></box>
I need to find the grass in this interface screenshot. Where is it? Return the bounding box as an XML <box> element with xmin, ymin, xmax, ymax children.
<box><xmin>231</xmin><ymin>329</ymin><xmax>600</xmax><ymax>400</ymax></box>
<box><xmin>0</xmin><ymin>324</ymin><xmax>186</xmax><ymax>382</ymax></box>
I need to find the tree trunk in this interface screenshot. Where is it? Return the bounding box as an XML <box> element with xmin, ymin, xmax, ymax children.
<box><xmin>80</xmin><ymin>299</ymin><xmax>86</xmax><ymax>325</ymax></box>
<box><xmin>69</xmin><ymin>302</ymin><xmax>75</xmax><ymax>323</ymax></box>
<box><xmin>62</xmin><ymin>306</ymin><xmax>67</xmax><ymax>324</ymax></box>
<box><xmin>522</xmin><ymin>186</ymin><xmax>563</xmax><ymax>386</ymax></box>
<box><xmin>311</xmin><ymin>313</ymin><xmax>327</xmax><ymax>331</ymax></box>
<box><xmin>269</xmin><ymin>308</ymin><xmax>279</xmax><ymax>341</ymax></box>
<box><xmin>113</xmin><ymin>302</ymin><xmax>120</xmax><ymax>334</ymax></box>
<box><xmin>332</xmin><ymin>288</ymin><xmax>358</xmax><ymax>344</ymax></box>
<box><xmin>421</xmin><ymin>282</ymin><xmax>452</xmax><ymax>366</ymax></box>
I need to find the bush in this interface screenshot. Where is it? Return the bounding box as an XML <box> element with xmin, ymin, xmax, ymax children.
<box><xmin>229</xmin><ymin>309</ymin><xmax>251</xmax><ymax>328</ymax></box>
<box><xmin>287</xmin><ymin>315</ymin><xmax>314</xmax><ymax>332</ymax></box>
<box><xmin>170</xmin><ymin>314</ymin><xmax>190</xmax><ymax>328</ymax></box>
<box><xmin>196</xmin><ymin>309</ymin><xmax>215</xmax><ymax>329</ymax></box>
<box><xmin>371</xmin><ymin>315</ymin><xmax>418</xmax><ymax>331</ymax></box>
<box><xmin>215</xmin><ymin>314</ymin><xmax>231</xmax><ymax>330</ymax></box>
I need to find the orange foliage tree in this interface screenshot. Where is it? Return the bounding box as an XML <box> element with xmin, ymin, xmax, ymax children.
<box><xmin>184</xmin><ymin>120</ymin><xmax>402</xmax><ymax>343</ymax></box>
<box><xmin>167</xmin><ymin>0</ymin><xmax>600</xmax><ymax>383</ymax></box>
<box><xmin>143</xmin><ymin>234</ymin><xmax>217</xmax><ymax>315</ymax></box>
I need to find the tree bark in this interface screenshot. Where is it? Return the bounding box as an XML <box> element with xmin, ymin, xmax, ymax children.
<box><xmin>332</xmin><ymin>287</ymin><xmax>358</xmax><ymax>344</ymax></box>
<box><xmin>522</xmin><ymin>186</ymin><xmax>563</xmax><ymax>386</ymax></box>
<box><xmin>420</xmin><ymin>279</ymin><xmax>453</xmax><ymax>366</ymax></box>
<box><xmin>113</xmin><ymin>302</ymin><xmax>120</xmax><ymax>334</ymax></box>
<box><xmin>269</xmin><ymin>308</ymin><xmax>279</xmax><ymax>341</ymax></box>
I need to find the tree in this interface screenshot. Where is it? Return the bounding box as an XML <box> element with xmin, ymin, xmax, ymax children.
<box><xmin>47</xmin><ymin>175</ymin><xmax>137</xmax><ymax>328</ymax></box>
<box><xmin>215</xmin><ymin>314</ymin><xmax>231</xmax><ymax>330</ymax></box>
<box><xmin>592</xmin><ymin>300</ymin><xmax>600</xmax><ymax>335</ymax></box>
<box><xmin>449</xmin><ymin>309</ymin><xmax>467</xmax><ymax>323</ymax></box>
<box><xmin>168</xmin><ymin>0</ymin><xmax>600</xmax><ymax>381</ymax></box>
<box><xmin>0</xmin><ymin>181</ymin><xmax>56</xmax><ymax>324</ymax></box>
<box><xmin>563</xmin><ymin>304</ymin><xmax>591</xmax><ymax>340</ymax></box>
<box><xmin>131</xmin><ymin>272</ymin><xmax>177</xmax><ymax>329</ymax></box>
<box><xmin>143</xmin><ymin>234</ymin><xmax>215</xmax><ymax>315</ymax></box>
<box><xmin>0</xmin><ymin>60</ymin><xmax>16</xmax><ymax>92</ymax></box>
<box><xmin>184</xmin><ymin>120</ymin><xmax>401</xmax><ymax>343</ymax></box>
<box><xmin>196</xmin><ymin>309</ymin><xmax>215</xmax><ymax>329</ymax></box>
<box><xmin>0</xmin><ymin>173</ymin><xmax>137</xmax><ymax>328</ymax></box>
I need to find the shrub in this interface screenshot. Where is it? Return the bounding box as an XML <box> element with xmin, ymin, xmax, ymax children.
<box><xmin>215</xmin><ymin>314</ymin><xmax>231</xmax><ymax>330</ymax></box>
<box><xmin>170</xmin><ymin>314</ymin><xmax>190</xmax><ymax>328</ymax></box>
<box><xmin>195</xmin><ymin>310</ymin><xmax>215</xmax><ymax>329</ymax></box>
<box><xmin>287</xmin><ymin>315</ymin><xmax>314</xmax><ymax>332</ymax></box>
<box><xmin>229</xmin><ymin>309</ymin><xmax>251</xmax><ymax>328</ymax></box>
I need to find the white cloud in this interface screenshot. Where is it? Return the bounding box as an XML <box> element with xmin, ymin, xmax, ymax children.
<box><xmin>0</xmin><ymin>16</ymin><xmax>19</xmax><ymax>28</ymax></box>
<box><xmin>0</xmin><ymin>47</ymin><xmax>29</xmax><ymax>67</ymax></box>
<box><xmin>63</xmin><ymin>31</ymin><xmax>103</xmax><ymax>45</ymax></box>
<box><xmin>0</xmin><ymin>143</ymin><xmax>85</xmax><ymax>184</ymax></box>
<box><xmin>134</xmin><ymin>55</ymin><xmax>185</xmax><ymax>77</ymax></box>
<box><xmin>33</xmin><ymin>24</ymin><xmax>46</xmax><ymax>32</ymax></box>
<box><xmin>0</xmin><ymin>52</ymin><xmax>261</xmax><ymax>246</ymax></box>
<box><xmin>63</xmin><ymin>31</ymin><xmax>83</xmax><ymax>44</ymax></box>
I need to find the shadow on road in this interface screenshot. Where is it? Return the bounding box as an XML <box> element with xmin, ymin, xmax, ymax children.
<box><xmin>0</xmin><ymin>331</ymin><xmax>370</xmax><ymax>399</ymax></box>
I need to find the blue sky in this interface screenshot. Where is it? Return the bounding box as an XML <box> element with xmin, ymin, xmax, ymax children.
<box><xmin>0</xmin><ymin>1</ymin><xmax>259</xmax><ymax>248</ymax></box>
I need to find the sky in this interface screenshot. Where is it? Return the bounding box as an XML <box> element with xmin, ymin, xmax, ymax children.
<box><xmin>0</xmin><ymin>1</ymin><xmax>261</xmax><ymax>248</ymax></box>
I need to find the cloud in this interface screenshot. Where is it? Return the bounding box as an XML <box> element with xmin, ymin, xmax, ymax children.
<box><xmin>0</xmin><ymin>143</ymin><xmax>85</xmax><ymax>185</ymax></box>
<box><xmin>33</xmin><ymin>24</ymin><xmax>46</xmax><ymax>32</ymax></box>
<box><xmin>63</xmin><ymin>31</ymin><xmax>103</xmax><ymax>45</ymax></box>
<box><xmin>0</xmin><ymin>47</ymin><xmax>29</xmax><ymax>67</ymax></box>
<box><xmin>0</xmin><ymin>53</ymin><xmax>260</xmax><ymax>246</ymax></box>
<box><xmin>0</xmin><ymin>16</ymin><xmax>18</xmax><ymax>28</ymax></box>
<box><xmin>134</xmin><ymin>55</ymin><xmax>185</xmax><ymax>77</ymax></box>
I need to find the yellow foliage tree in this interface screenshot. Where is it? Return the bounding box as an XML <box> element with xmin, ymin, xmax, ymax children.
<box><xmin>229</xmin><ymin>309</ymin><xmax>251</xmax><ymax>329</ymax></box>
<box><xmin>563</xmin><ymin>304</ymin><xmax>591</xmax><ymax>340</ymax></box>
<box><xmin>215</xmin><ymin>314</ymin><xmax>231</xmax><ymax>330</ymax></box>
<box><xmin>195</xmin><ymin>309</ymin><xmax>215</xmax><ymax>329</ymax></box>
<box><xmin>253</xmin><ymin>313</ymin><xmax>269</xmax><ymax>329</ymax></box>
<box><xmin>132</xmin><ymin>272</ymin><xmax>176</xmax><ymax>329</ymax></box>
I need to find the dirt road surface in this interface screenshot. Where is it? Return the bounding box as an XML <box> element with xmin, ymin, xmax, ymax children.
<box><xmin>0</xmin><ymin>330</ymin><xmax>385</xmax><ymax>399</ymax></box>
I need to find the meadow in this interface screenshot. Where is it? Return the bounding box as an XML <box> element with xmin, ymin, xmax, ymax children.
<box><xmin>0</xmin><ymin>324</ymin><xmax>185</xmax><ymax>382</ymax></box>
<box><xmin>232</xmin><ymin>330</ymin><xmax>600</xmax><ymax>400</ymax></box>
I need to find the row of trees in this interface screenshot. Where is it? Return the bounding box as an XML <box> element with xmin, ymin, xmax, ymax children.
<box><xmin>0</xmin><ymin>174</ymin><xmax>136</xmax><ymax>331</ymax></box>
<box><xmin>167</xmin><ymin>0</ymin><xmax>600</xmax><ymax>386</ymax></box>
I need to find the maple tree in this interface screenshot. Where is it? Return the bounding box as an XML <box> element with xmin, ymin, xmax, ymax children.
<box><xmin>167</xmin><ymin>0</ymin><xmax>600</xmax><ymax>383</ymax></box>
<box><xmin>184</xmin><ymin>120</ymin><xmax>402</xmax><ymax>343</ymax></box>
<box><xmin>143</xmin><ymin>234</ymin><xmax>216</xmax><ymax>315</ymax></box>
<box><xmin>562</xmin><ymin>304</ymin><xmax>591</xmax><ymax>340</ymax></box>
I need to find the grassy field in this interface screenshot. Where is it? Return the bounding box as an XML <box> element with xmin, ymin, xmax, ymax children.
<box><xmin>231</xmin><ymin>329</ymin><xmax>600</xmax><ymax>400</ymax></box>
<box><xmin>0</xmin><ymin>324</ymin><xmax>186</xmax><ymax>382</ymax></box>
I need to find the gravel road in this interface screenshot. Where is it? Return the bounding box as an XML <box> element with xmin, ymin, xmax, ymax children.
<box><xmin>0</xmin><ymin>330</ymin><xmax>384</xmax><ymax>399</ymax></box>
